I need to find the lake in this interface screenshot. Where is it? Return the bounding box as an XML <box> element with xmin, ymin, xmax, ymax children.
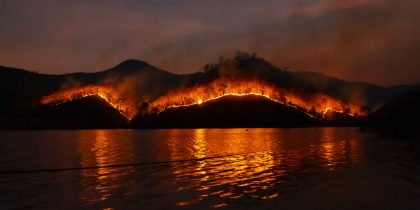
<box><xmin>0</xmin><ymin>128</ymin><xmax>419</xmax><ymax>209</ymax></box>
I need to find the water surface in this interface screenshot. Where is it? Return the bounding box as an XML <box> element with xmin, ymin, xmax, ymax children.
<box><xmin>0</xmin><ymin>128</ymin><xmax>419</xmax><ymax>209</ymax></box>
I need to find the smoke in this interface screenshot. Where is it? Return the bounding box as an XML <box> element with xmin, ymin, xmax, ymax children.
<box><xmin>0</xmin><ymin>0</ymin><xmax>418</xmax><ymax>85</ymax></box>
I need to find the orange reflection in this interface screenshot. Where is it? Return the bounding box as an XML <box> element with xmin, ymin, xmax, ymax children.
<box><xmin>165</xmin><ymin>128</ymin><xmax>360</xmax><ymax>208</ymax></box>
<box><xmin>77</xmin><ymin>130</ymin><xmax>135</xmax><ymax>204</ymax></box>
<box><xmin>168</xmin><ymin>129</ymin><xmax>280</xmax><ymax>207</ymax></box>
<box><xmin>71</xmin><ymin>128</ymin><xmax>361</xmax><ymax>209</ymax></box>
<box><xmin>320</xmin><ymin>128</ymin><xmax>359</xmax><ymax>171</ymax></box>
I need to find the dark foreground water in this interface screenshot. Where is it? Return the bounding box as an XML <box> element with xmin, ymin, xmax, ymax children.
<box><xmin>0</xmin><ymin>128</ymin><xmax>419</xmax><ymax>210</ymax></box>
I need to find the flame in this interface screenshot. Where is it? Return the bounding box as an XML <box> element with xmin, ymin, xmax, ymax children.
<box><xmin>148</xmin><ymin>79</ymin><xmax>363</xmax><ymax>118</ymax></box>
<box><xmin>39</xmin><ymin>79</ymin><xmax>364</xmax><ymax>121</ymax></box>
<box><xmin>40</xmin><ymin>85</ymin><xmax>137</xmax><ymax>120</ymax></box>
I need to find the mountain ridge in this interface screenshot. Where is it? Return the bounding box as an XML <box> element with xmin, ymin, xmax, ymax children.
<box><xmin>1</xmin><ymin>54</ymin><xmax>418</xmax><ymax>129</ymax></box>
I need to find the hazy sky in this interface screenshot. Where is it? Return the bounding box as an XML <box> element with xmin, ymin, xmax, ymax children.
<box><xmin>0</xmin><ymin>0</ymin><xmax>419</xmax><ymax>85</ymax></box>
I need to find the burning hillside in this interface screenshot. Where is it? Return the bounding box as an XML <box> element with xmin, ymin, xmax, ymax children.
<box><xmin>147</xmin><ymin>79</ymin><xmax>363</xmax><ymax>118</ymax></box>
<box><xmin>1</xmin><ymin>53</ymin><xmax>416</xmax><ymax>129</ymax></box>
<box><xmin>40</xmin><ymin>78</ymin><xmax>363</xmax><ymax>122</ymax></box>
<box><xmin>40</xmin><ymin>85</ymin><xmax>137</xmax><ymax>120</ymax></box>
<box><xmin>147</xmin><ymin>52</ymin><xmax>365</xmax><ymax>118</ymax></box>
<box><xmin>134</xmin><ymin>94</ymin><xmax>321</xmax><ymax>128</ymax></box>
<box><xmin>39</xmin><ymin>53</ymin><xmax>367</xmax><ymax>123</ymax></box>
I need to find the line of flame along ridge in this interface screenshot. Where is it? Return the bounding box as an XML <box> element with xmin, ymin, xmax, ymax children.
<box><xmin>40</xmin><ymin>80</ymin><xmax>366</xmax><ymax>121</ymax></box>
<box><xmin>40</xmin><ymin>85</ymin><xmax>136</xmax><ymax>120</ymax></box>
<box><xmin>148</xmin><ymin>79</ymin><xmax>364</xmax><ymax>118</ymax></box>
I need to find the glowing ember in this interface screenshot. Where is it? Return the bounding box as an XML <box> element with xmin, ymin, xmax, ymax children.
<box><xmin>40</xmin><ymin>85</ymin><xmax>137</xmax><ymax>120</ymax></box>
<box><xmin>148</xmin><ymin>79</ymin><xmax>363</xmax><ymax>118</ymax></box>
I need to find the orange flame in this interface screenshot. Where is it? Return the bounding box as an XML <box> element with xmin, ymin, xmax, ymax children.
<box><xmin>148</xmin><ymin>79</ymin><xmax>363</xmax><ymax>118</ymax></box>
<box><xmin>40</xmin><ymin>79</ymin><xmax>364</xmax><ymax>121</ymax></box>
<box><xmin>40</xmin><ymin>85</ymin><xmax>137</xmax><ymax>120</ymax></box>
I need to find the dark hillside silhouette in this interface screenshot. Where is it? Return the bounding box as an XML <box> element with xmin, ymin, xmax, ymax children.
<box><xmin>0</xmin><ymin>53</ymin><xmax>418</xmax><ymax>129</ymax></box>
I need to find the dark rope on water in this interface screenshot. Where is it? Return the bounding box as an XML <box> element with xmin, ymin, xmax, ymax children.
<box><xmin>0</xmin><ymin>153</ymin><xmax>245</xmax><ymax>175</ymax></box>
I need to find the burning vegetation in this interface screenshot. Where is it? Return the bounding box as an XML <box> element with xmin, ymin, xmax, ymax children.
<box><xmin>40</xmin><ymin>85</ymin><xmax>137</xmax><ymax>120</ymax></box>
<box><xmin>147</xmin><ymin>78</ymin><xmax>363</xmax><ymax>118</ymax></box>
<box><xmin>39</xmin><ymin>52</ymin><xmax>368</xmax><ymax>122</ymax></box>
<box><xmin>148</xmin><ymin>52</ymin><xmax>365</xmax><ymax>118</ymax></box>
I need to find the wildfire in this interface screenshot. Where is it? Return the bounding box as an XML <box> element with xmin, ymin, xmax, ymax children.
<box><xmin>39</xmin><ymin>79</ymin><xmax>364</xmax><ymax>121</ymax></box>
<box><xmin>148</xmin><ymin>79</ymin><xmax>363</xmax><ymax>118</ymax></box>
<box><xmin>40</xmin><ymin>85</ymin><xmax>137</xmax><ymax>120</ymax></box>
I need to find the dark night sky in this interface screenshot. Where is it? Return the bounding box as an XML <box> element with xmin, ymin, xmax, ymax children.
<box><xmin>0</xmin><ymin>0</ymin><xmax>419</xmax><ymax>86</ymax></box>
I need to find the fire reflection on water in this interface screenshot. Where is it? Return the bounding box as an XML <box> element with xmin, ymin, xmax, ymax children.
<box><xmin>73</xmin><ymin>128</ymin><xmax>360</xmax><ymax>208</ymax></box>
<box><xmin>168</xmin><ymin>129</ymin><xmax>281</xmax><ymax>207</ymax></box>
<box><xmin>320</xmin><ymin>128</ymin><xmax>360</xmax><ymax>171</ymax></box>
<box><xmin>166</xmin><ymin>128</ymin><xmax>360</xmax><ymax>208</ymax></box>
<box><xmin>77</xmin><ymin>130</ymin><xmax>135</xmax><ymax>204</ymax></box>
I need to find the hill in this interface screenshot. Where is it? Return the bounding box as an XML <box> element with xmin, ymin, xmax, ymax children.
<box><xmin>132</xmin><ymin>94</ymin><xmax>348</xmax><ymax>128</ymax></box>
<box><xmin>0</xmin><ymin>52</ymin><xmax>418</xmax><ymax>128</ymax></box>
<box><xmin>0</xmin><ymin>95</ymin><xmax>129</xmax><ymax>129</ymax></box>
<box><xmin>366</xmin><ymin>88</ymin><xmax>420</xmax><ymax>135</ymax></box>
